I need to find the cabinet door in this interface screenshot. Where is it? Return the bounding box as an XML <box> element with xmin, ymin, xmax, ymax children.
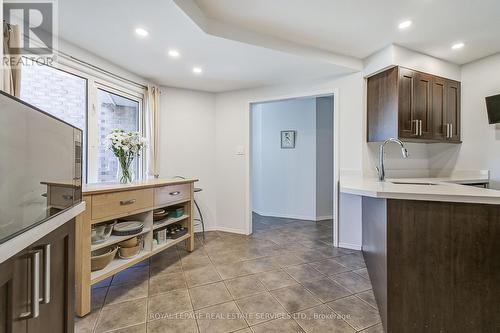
<box><xmin>398</xmin><ymin>68</ymin><xmax>418</xmax><ymax>138</ymax></box>
<box><xmin>27</xmin><ymin>221</ymin><xmax>75</xmax><ymax>333</ymax></box>
<box><xmin>432</xmin><ymin>77</ymin><xmax>447</xmax><ymax>140</ymax></box>
<box><xmin>446</xmin><ymin>80</ymin><xmax>461</xmax><ymax>142</ymax></box>
<box><xmin>0</xmin><ymin>250</ymin><xmax>29</xmax><ymax>333</ymax></box>
<box><xmin>414</xmin><ymin>72</ymin><xmax>433</xmax><ymax>139</ymax></box>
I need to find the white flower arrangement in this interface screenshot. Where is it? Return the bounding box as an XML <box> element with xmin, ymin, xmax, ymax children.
<box><xmin>106</xmin><ymin>129</ymin><xmax>147</xmax><ymax>183</ymax></box>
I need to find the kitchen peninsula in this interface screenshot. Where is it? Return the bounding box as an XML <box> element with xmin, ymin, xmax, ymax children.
<box><xmin>341</xmin><ymin>174</ymin><xmax>500</xmax><ymax>332</ymax></box>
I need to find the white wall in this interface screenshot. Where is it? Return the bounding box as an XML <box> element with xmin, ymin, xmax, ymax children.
<box><xmin>251</xmin><ymin>98</ymin><xmax>318</xmax><ymax>220</ymax></box>
<box><xmin>216</xmin><ymin>73</ymin><xmax>362</xmax><ymax>234</ymax></box>
<box><xmin>316</xmin><ymin>96</ymin><xmax>334</xmax><ymax>219</ymax></box>
<box><xmin>159</xmin><ymin>87</ymin><xmax>217</xmax><ymax>231</ymax></box>
<box><xmin>428</xmin><ymin>53</ymin><xmax>500</xmax><ymax>188</ymax></box>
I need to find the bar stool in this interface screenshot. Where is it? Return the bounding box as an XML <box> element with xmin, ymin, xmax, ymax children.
<box><xmin>174</xmin><ymin>176</ymin><xmax>205</xmax><ymax>239</ymax></box>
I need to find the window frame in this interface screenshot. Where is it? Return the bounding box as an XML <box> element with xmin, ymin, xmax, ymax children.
<box><xmin>20</xmin><ymin>57</ymin><xmax>146</xmax><ymax>184</ymax></box>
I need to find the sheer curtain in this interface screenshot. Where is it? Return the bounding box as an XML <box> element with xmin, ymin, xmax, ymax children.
<box><xmin>145</xmin><ymin>85</ymin><xmax>161</xmax><ymax>178</ymax></box>
<box><xmin>2</xmin><ymin>23</ymin><xmax>22</xmax><ymax>97</ymax></box>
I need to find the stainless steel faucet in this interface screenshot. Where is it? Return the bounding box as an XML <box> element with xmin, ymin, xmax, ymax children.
<box><xmin>376</xmin><ymin>138</ymin><xmax>409</xmax><ymax>181</ymax></box>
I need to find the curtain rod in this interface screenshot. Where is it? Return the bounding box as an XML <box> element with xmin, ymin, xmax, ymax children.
<box><xmin>55</xmin><ymin>49</ymin><xmax>148</xmax><ymax>90</ymax></box>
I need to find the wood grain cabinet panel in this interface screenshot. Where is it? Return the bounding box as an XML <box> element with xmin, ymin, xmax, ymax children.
<box><xmin>91</xmin><ymin>189</ymin><xmax>153</xmax><ymax>220</ymax></box>
<box><xmin>367</xmin><ymin>66</ymin><xmax>461</xmax><ymax>143</ymax></box>
<box><xmin>154</xmin><ymin>184</ymin><xmax>191</xmax><ymax>207</ymax></box>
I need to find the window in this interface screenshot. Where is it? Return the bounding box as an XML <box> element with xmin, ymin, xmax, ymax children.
<box><xmin>19</xmin><ymin>62</ymin><xmax>145</xmax><ymax>184</ymax></box>
<box><xmin>96</xmin><ymin>89</ymin><xmax>141</xmax><ymax>182</ymax></box>
<box><xmin>20</xmin><ymin>63</ymin><xmax>88</xmax><ymax>181</ymax></box>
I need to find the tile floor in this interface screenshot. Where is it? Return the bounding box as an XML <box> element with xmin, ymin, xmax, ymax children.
<box><xmin>76</xmin><ymin>214</ymin><xmax>383</xmax><ymax>333</ymax></box>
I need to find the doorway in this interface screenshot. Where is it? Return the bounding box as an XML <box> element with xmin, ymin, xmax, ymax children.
<box><xmin>250</xmin><ymin>94</ymin><xmax>336</xmax><ymax>244</ymax></box>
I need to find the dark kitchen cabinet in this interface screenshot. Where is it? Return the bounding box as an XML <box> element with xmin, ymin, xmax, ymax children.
<box><xmin>367</xmin><ymin>66</ymin><xmax>461</xmax><ymax>143</ymax></box>
<box><xmin>0</xmin><ymin>221</ymin><xmax>74</xmax><ymax>333</ymax></box>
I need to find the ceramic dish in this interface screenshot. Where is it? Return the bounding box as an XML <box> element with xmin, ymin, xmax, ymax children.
<box><xmin>153</xmin><ymin>209</ymin><xmax>169</xmax><ymax>221</ymax></box>
<box><xmin>91</xmin><ymin>221</ymin><xmax>115</xmax><ymax>244</ymax></box>
<box><xmin>112</xmin><ymin>221</ymin><xmax>144</xmax><ymax>236</ymax></box>
<box><xmin>91</xmin><ymin>246</ymin><xmax>118</xmax><ymax>271</ymax></box>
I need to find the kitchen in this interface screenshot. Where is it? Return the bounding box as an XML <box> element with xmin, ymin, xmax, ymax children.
<box><xmin>1</xmin><ymin>1</ymin><xmax>500</xmax><ymax>333</ymax></box>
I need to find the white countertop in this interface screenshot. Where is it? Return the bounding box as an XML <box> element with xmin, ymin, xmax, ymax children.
<box><xmin>340</xmin><ymin>171</ymin><xmax>500</xmax><ymax>205</ymax></box>
<box><xmin>0</xmin><ymin>202</ymin><xmax>85</xmax><ymax>264</ymax></box>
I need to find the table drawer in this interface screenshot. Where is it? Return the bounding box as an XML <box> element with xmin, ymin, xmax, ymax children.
<box><xmin>154</xmin><ymin>184</ymin><xmax>191</xmax><ymax>207</ymax></box>
<box><xmin>91</xmin><ymin>189</ymin><xmax>153</xmax><ymax>220</ymax></box>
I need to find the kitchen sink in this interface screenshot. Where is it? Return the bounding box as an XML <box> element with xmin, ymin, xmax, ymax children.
<box><xmin>391</xmin><ymin>181</ymin><xmax>438</xmax><ymax>186</ymax></box>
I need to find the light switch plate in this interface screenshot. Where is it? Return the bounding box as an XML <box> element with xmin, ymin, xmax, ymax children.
<box><xmin>236</xmin><ymin>145</ymin><xmax>245</xmax><ymax>155</ymax></box>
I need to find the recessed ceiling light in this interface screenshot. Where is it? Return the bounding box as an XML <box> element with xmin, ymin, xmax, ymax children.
<box><xmin>168</xmin><ymin>49</ymin><xmax>180</xmax><ymax>58</ymax></box>
<box><xmin>135</xmin><ymin>28</ymin><xmax>148</xmax><ymax>37</ymax></box>
<box><xmin>398</xmin><ymin>20</ymin><xmax>412</xmax><ymax>30</ymax></box>
<box><xmin>451</xmin><ymin>42</ymin><xmax>465</xmax><ymax>50</ymax></box>
<box><xmin>192</xmin><ymin>67</ymin><xmax>203</xmax><ymax>74</ymax></box>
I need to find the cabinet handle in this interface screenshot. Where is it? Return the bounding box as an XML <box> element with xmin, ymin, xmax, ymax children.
<box><xmin>19</xmin><ymin>250</ymin><xmax>40</xmax><ymax>319</ymax></box>
<box><xmin>169</xmin><ymin>191</ymin><xmax>181</xmax><ymax>196</ymax></box>
<box><xmin>40</xmin><ymin>244</ymin><xmax>51</xmax><ymax>304</ymax></box>
<box><xmin>449</xmin><ymin>123</ymin><xmax>453</xmax><ymax>138</ymax></box>
<box><xmin>413</xmin><ymin>120</ymin><xmax>419</xmax><ymax>136</ymax></box>
<box><xmin>419</xmin><ymin>120</ymin><xmax>423</xmax><ymax>136</ymax></box>
<box><xmin>120</xmin><ymin>199</ymin><xmax>136</xmax><ymax>206</ymax></box>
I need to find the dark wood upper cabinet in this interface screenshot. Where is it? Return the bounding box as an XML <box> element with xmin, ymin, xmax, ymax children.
<box><xmin>367</xmin><ymin>66</ymin><xmax>461</xmax><ymax>143</ymax></box>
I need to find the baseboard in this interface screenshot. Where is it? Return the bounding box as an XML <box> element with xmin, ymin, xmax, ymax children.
<box><xmin>339</xmin><ymin>242</ymin><xmax>362</xmax><ymax>251</ymax></box>
<box><xmin>203</xmin><ymin>226</ymin><xmax>249</xmax><ymax>235</ymax></box>
<box><xmin>253</xmin><ymin>210</ymin><xmax>331</xmax><ymax>222</ymax></box>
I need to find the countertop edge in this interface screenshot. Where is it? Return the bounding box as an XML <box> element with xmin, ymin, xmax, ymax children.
<box><xmin>82</xmin><ymin>178</ymin><xmax>199</xmax><ymax>195</ymax></box>
<box><xmin>0</xmin><ymin>202</ymin><xmax>86</xmax><ymax>264</ymax></box>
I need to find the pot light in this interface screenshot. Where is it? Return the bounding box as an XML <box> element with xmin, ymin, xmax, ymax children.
<box><xmin>451</xmin><ymin>42</ymin><xmax>465</xmax><ymax>50</ymax></box>
<box><xmin>398</xmin><ymin>20</ymin><xmax>412</xmax><ymax>30</ymax></box>
<box><xmin>135</xmin><ymin>28</ymin><xmax>148</xmax><ymax>37</ymax></box>
<box><xmin>192</xmin><ymin>67</ymin><xmax>203</xmax><ymax>74</ymax></box>
<box><xmin>168</xmin><ymin>49</ymin><xmax>180</xmax><ymax>58</ymax></box>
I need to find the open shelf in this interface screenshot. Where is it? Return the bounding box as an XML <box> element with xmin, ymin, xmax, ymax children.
<box><xmin>91</xmin><ymin>249</ymin><xmax>150</xmax><ymax>284</ymax></box>
<box><xmin>91</xmin><ymin>227</ymin><xmax>151</xmax><ymax>251</ymax></box>
<box><xmin>152</xmin><ymin>215</ymin><xmax>189</xmax><ymax>231</ymax></box>
<box><xmin>152</xmin><ymin>233</ymin><xmax>190</xmax><ymax>255</ymax></box>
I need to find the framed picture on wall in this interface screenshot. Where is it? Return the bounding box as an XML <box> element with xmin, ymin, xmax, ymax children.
<box><xmin>281</xmin><ymin>130</ymin><xmax>296</xmax><ymax>149</ymax></box>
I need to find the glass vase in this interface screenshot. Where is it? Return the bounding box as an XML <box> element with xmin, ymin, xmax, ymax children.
<box><xmin>117</xmin><ymin>157</ymin><xmax>133</xmax><ymax>184</ymax></box>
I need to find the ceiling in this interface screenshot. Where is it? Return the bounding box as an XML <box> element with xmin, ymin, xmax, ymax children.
<box><xmin>58</xmin><ymin>0</ymin><xmax>355</xmax><ymax>92</ymax></box>
<box><xmin>193</xmin><ymin>0</ymin><xmax>500</xmax><ymax>65</ymax></box>
<box><xmin>58</xmin><ymin>0</ymin><xmax>500</xmax><ymax>92</ymax></box>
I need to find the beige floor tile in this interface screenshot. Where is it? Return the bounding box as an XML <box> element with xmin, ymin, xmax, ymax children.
<box><xmin>242</xmin><ymin>257</ymin><xmax>279</xmax><ymax>274</ymax></box>
<box><xmin>91</xmin><ymin>287</ymin><xmax>108</xmax><ymax>311</ymax></box>
<box><xmin>360</xmin><ymin>323</ymin><xmax>385</xmax><ymax>333</ymax></box>
<box><xmin>334</xmin><ymin>254</ymin><xmax>366</xmax><ymax>270</ymax></box>
<box><xmin>215</xmin><ymin>261</ymin><xmax>252</xmax><ymax>280</ymax></box>
<box><xmin>111</xmin><ymin>267</ymin><xmax>149</xmax><ymax>286</ymax></box>
<box><xmin>353</xmin><ymin>267</ymin><xmax>370</xmax><ymax>280</ymax></box>
<box><xmin>181</xmin><ymin>254</ymin><xmax>213</xmax><ymax>271</ymax></box>
<box><xmin>284</xmin><ymin>264</ymin><xmax>326</xmax><ymax>283</ymax></box>
<box><xmin>147</xmin><ymin>313</ymin><xmax>198</xmax><ymax>333</ymax></box>
<box><xmin>225</xmin><ymin>275</ymin><xmax>266</xmax><ymax>299</ymax></box>
<box><xmin>195</xmin><ymin>301</ymin><xmax>247</xmax><ymax>333</ymax></box>
<box><xmin>188</xmin><ymin>281</ymin><xmax>233</xmax><ymax>310</ymax></box>
<box><xmin>256</xmin><ymin>270</ymin><xmax>298</xmax><ymax>290</ymax></box>
<box><xmin>250</xmin><ymin>318</ymin><xmax>304</xmax><ymax>333</ymax></box>
<box><xmin>308</xmin><ymin>258</ymin><xmax>351</xmax><ymax>276</ymax></box>
<box><xmin>95</xmin><ymin>298</ymin><xmax>147</xmax><ymax>333</ymax></box>
<box><xmin>267</xmin><ymin>254</ymin><xmax>307</xmax><ymax>268</ymax></box>
<box><xmin>270</xmin><ymin>285</ymin><xmax>321</xmax><ymax>313</ymax></box>
<box><xmin>184</xmin><ymin>264</ymin><xmax>221</xmax><ymax>287</ymax></box>
<box><xmin>148</xmin><ymin>289</ymin><xmax>193</xmax><ymax>321</ymax></box>
<box><xmin>150</xmin><ymin>257</ymin><xmax>182</xmax><ymax>277</ymax></box>
<box><xmin>105</xmin><ymin>280</ymin><xmax>148</xmax><ymax>305</ymax></box>
<box><xmin>356</xmin><ymin>290</ymin><xmax>378</xmax><ymax>309</ymax></box>
<box><xmin>327</xmin><ymin>295</ymin><xmax>381</xmax><ymax>331</ymax></box>
<box><xmin>330</xmin><ymin>272</ymin><xmax>372</xmax><ymax>293</ymax></box>
<box><xmin>75</xmin><ymin>311</ymin><xmax>99</xmax><ymax>333</ymax></box>
<box><xmin>295</xmin><ymin>304</ymin><xmax>355</xmax><ymax>333</ymax></box>
<box><xmin>236</xmin><ymin>292</ymin><xmax>287</xmax><ymax>326</ymax></box>
<box><xmin>149</xmin><ymin>272</ymin><xmax>187</xmax><ymax>295</ymax></box>
<box><xmin>302</xmin><ymin>278</ymin><xmax>352</xmax><ymax>303</ymax></box>
<box><xmin>106</xmin><ymin>323</ymin><xmax>146</xmax><ymax>333</ymax></box>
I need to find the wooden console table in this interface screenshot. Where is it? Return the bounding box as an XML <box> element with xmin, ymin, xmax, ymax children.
<box><xmin>73</xmin><ymin>178</ymin><xmax>197</xmax><ymax>317</ymax></box>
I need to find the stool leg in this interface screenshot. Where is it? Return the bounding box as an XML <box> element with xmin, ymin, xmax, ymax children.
<box><xmin>194</xmin><ymin>199</ymin><xmax>205</xmax><ymax>239</ymax></box>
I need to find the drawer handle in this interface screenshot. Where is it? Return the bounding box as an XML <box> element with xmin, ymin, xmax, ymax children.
<box><xmin>62</xmin><ymin>194</ymin><xmax>73</xmax><ymax>200</ymax></box>
<box><xmin>120</xmin><ymin>199</ymin><xmax>136</xmax><ymax>206</ymax></box>
<box><xmin>169</xmin><ymin>191</ymin><xmax>181</xmax><ymax>196</ymax></box>
<box><xmin>41</xmin><ymin>244</ymin><xmax>51</xmax><ymax>304</ymax></box>
<box><xmin>20</xmin><ymin>250</ymin><xmax>41</xmax><ymax>320</ymax></box>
